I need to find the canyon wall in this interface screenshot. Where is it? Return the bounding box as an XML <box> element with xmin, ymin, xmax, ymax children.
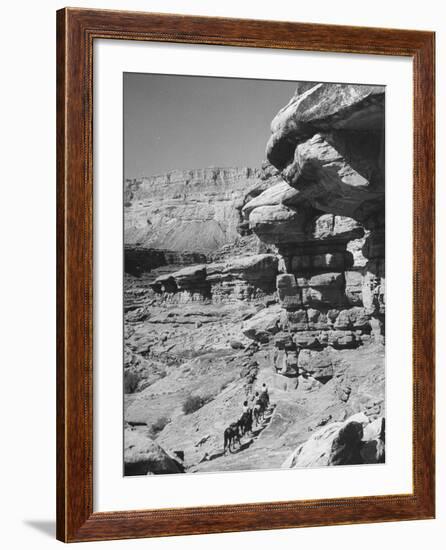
<box><xmin>243</xmin><ymin>83</ymin><xmax>385</xmax><ymax>383</ymax></box>
<box><xmin>124</xmin><ymin>167</ymin><xmax>274</xmax><ymax>275</ymax></box>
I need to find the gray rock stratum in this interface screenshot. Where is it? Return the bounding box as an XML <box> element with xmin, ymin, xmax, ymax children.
<box><xmin>124</xmin><ymin>166</ymin><xmax>277</xmax><ymax>277</ymax></box>
<box><xmin>125</xmin><ymin>167</ymin><xmax>264</xmax><ymax>253</ymax></box>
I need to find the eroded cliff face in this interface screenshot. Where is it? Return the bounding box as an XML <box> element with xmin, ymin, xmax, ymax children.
<box><xmin>124</xmin><ymin>167</ymin><xmax>265</xmax><ymax>257</ymax></box>
<box><xmin>123</xmin><ymin>166</ymin><xmax>281</xmax><ymax>279</ymax></box>
<box><xmin>243</xmin><ymin>83</ymin><xmax>385</xmax><ymax>384</ymax></box>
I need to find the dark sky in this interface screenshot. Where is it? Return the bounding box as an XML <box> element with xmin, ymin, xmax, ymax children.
<box><xmin>123</xmin><ymin>73</ymin><xmax>298</xmax><ymax>180</ymax></box>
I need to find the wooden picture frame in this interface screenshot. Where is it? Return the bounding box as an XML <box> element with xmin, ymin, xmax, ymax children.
<box><xmin>56</xmin><ymin>7</ymin><xmax>435</xmax><ymax>543</ymax></box>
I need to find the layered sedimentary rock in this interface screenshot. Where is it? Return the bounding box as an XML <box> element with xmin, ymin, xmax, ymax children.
<box><xmin>124</xmin><ymin>167</ymin><xmax>264</xmax><ymax>256</ymax></box>
<box><xmin>124</xmin><ymin>166</ymin><xmax>280</xmax><ymax>276</ymax></box>
<box><xmin>242</xmin><ymin>304</ymin><xmax>282</xmax><ymax>342</ymax></box>
<box><xmin>125</xmin><ymin>247</ymin><xmax>208</xmax><ymax>277</ymax></box>
<box><xmin>242</xmin><ymin>83</ymin><xmax>385</xmax><ymax>382</ymax></box>
<box><xmin>150</xmin><ymin>254</ymin><xmax>279</xmax><ymax>303</ymax></box>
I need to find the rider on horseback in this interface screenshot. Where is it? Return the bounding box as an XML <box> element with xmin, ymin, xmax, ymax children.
<box><xmin>261</xmin><ymin>383</ymin><xmax>269</xmax><ymax>407</ymax></box>
<box><xmin>252</xmin><ymin>391</ymin><xmax>263</xmax><ymax>424</ymax></box>
<box><xmin>238</xmin><ymin>400</ymin><xmax>253</xmax><ymax>436</ymax></box>
<box><xmin>239</xmin><ymin>400</ymin><xmax>249</xmax><ymax>423</ymax></box>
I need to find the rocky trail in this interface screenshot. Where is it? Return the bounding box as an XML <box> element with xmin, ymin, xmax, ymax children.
<box><xmin>188</xmin><ymin>403</ymin><xmax>277</xmax><ymax>472</ymax></box>
<box><xmin>125</xmin><ymin>339</ymin><xmax>385</xmax><ymax>474</ymax></box>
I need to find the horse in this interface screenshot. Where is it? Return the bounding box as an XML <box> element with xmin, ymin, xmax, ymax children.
<box><xmin>253</xmin><ymin>394</ymin><xmax>268</xmax><ymax>426</ymax></box>
<box><xmin>239</xmin><ymin>408</ymin><xmax>253</xmax><ymax>436</ymax></box>
<box><xmin>223</xmin><ymin>421</ymin><xmax>241</xmax><ymax>453</ymax></box>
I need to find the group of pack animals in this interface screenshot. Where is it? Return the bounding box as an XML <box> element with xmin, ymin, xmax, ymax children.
<box><xmin>223</xmin><ymin>389</ymin><xmax>270</xmax><ymax>454</ymax></box>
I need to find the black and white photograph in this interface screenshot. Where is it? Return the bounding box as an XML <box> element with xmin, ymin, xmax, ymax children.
<box><xmin>2</xmin><ymin>0</ymin><xmax>442</xmax><ymax>546</ymax></box>
<box><xmin>123</xmin><ymin>73</ymin><xmax>386</xmax><ymax>476</ymax></box>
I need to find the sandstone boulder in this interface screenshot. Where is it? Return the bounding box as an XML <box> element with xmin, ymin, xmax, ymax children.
<box><xmin>248</xmin><ymin>204</ymin><xmax>307</xmax><ymax>245</ymax></box>
<box><xmin>363</xmin><ymin>416</ymin><xmax>385</xmax><ymax>441</ymax></box>
<box><xmin>293</xmin><ymin>331</ymin><xmax>323</xmax><ymax>349</ymax></box>
<box><xmin>306</xmin><ymin>309</ymin><xmax>329</xmax><ymax>330</ymax></box>
<box><xmin>347</xmin><ymin>235</ymin><xmax>369</xmax><ymax>268</ymax></box>
<box><xmin>362</xmin><ymin>261</ymin><xmax>385</xmax><ymax>315</ymax></box>
<box><xmin>124</xmin><ymin>369</ymin><xmax>140</xmax><ymax>394</ymax></box>
<box><xmin>309</xmin><ymin>272</ymin><xmax>344</xmax><ymax>288</ymax></box>
<box><xmin>360</xmin><ymin>417</ymin><xmax>385</xmax><ymax>463</ymax></box>
<box><xmin>282</xmin><ymin>411</ymin><xmax>375</xmax><ymax>468</ymax></box>
<box><xmin>344</xmin><ymin>271</ymin><xmax>364</xmax><ymax>305</ymax></box>
<box><xmin>242</xmin><ymin>305</ymin><xmax>281</xmax><ymax>342</ymax></box>
<box><xmin>282</xmin><ymin>422</ymin><xmax>340</xmax><ymax>468</ymax></box>
<box><xmin>298</xmin><ymin>349</ymin><xmax>335</xmax><ymax>382</ymax></box>
<box><xmin>124</xmin><ymin>428</ymin><xmax>184</xmax><ymax>475</ymax></box>
<box><xmin>281</xmin><ymin>135</ymin><xmax>383</xmax><ymax>220</ymax></box>
<box><xmin>328</xmin><ymin>421</ymin><xmax>364</xmax><ymax>465</ymax></box>
<box><xmin>280</xmin><ymin>309</ymin><xmax>308</xmax><ymax>332</ymax></box>
<box><xmin>276</xmin><ymin>273</ymin><xmax>302</xmax><ymax>310</ymax></box>
<box><xmin>334</xmin><ymin>307</ymin><xmax>370</xmax><ymax>330</ymax></box>
<box><xmin>298</xmin><ymin>272</ymin><xmax>345</xmax><ymax>307</ymax></box>
<box><xmin>222</xmin><ymin>254</ymin><xmax>278</xmax><ymax>287</ymax></box>
<box><xmin>172</xmin><ymin>265</ymin><xmax>207</xmax><ymax>290</ymax></box>
<box><xmin>273</xmin><ymin>348</ymin><xmax>299</xmax><ymax>377</ymax></box>
<box><xmin>265</xmin><ymin>83</ymin><xmax>385</xmax><ymax>233</ymax></box>
<box><xmin>326</xmin><ymin>330</ymin><xmax>359</xmax><ymax>349</ymax></box>
<box><xmin>242</xmin><ymin>180</ymin><xmax>299</xmax><ymax>217</ymax></box>
<box><xmin>229</xmin><ymin>339</ymin><xmax>244</xmax><ymax>350</ymax></box>
<box><xmin>273</xmin><ymin>332</ymin><xmax>294</xmax><ymax>349</ymax></box>
<box><xmin>267</xmin><ymin>83</ymin><xmax>385</xmax><ymax>171</ymax></box>
<box><xmin>312</xmin><ymin>214</ymin><xmax>364</xmax><ymax>242</ymax></box>
<box><xmin>271</xmin><ymin>372</ymin><xmax>299</xmax><ymax>391</ymax></box>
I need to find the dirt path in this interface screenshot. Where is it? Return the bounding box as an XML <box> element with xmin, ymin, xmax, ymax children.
<box><xmin>189</xmin><ymin>399</ymin><xmax>300</xmax><ymax>473</ymax></box>
<box><xmin>188</xmin><ymin>405</ymin><xmax>276</xmax><ymax>472</ymax></box>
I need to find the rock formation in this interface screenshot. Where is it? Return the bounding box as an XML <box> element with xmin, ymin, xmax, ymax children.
<box><xmin>124</xmin><ymin>167</ymin><xmax>273</xmax><ymax>276</ymax></box>
<box><xmin>282</xmin><ymin>413</ymin><xmax>385</xmax><ymax>468</ymax></box>
<box><xmin>150</xmin><ymin>254</ymin><xmax>278</xmax><ymax>303</ymax></box>
<box><xmin>242</xmin><ymin>83</ymin><xmax>385</xmax><ymax>381</ymax></box>
<box><xmin>123</xmin><ymin>82</ymin><xmax>385</xmax><ymax>475</ymax></box>
<box><xmin>124</xmin><ymin>427</ymin><xmax>185</xmax><ymax>475</ymax></box>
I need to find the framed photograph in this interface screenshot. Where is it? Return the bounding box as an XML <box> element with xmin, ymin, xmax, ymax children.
<box><xmin>56</xmin><ymin>8</ymin><xmax>435</xmax><ymax>542</ymax></box>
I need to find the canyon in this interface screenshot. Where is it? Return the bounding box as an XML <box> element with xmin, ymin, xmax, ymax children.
<box><xmin>124</xmin><ymin>82</ymin><xmax>386</xmax><ymax>475</ymax></box>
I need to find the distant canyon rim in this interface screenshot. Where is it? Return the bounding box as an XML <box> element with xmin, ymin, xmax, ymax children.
<box><xmin>123</xmin><ymin>82</ymin><xmax>386</xmax><ymax>476</ymax></box>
